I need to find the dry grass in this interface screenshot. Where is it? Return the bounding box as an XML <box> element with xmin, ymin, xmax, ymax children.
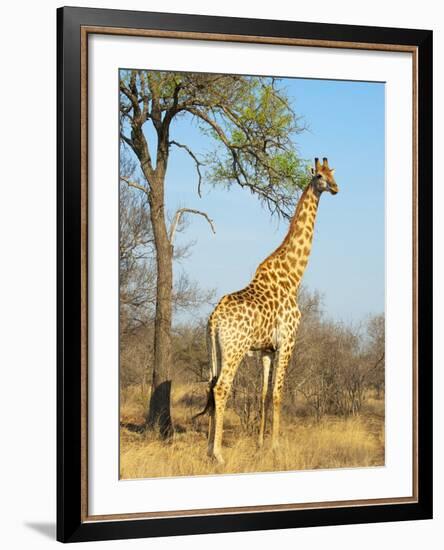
<box><xmin>120</xmin><ymin>384</ymin><xmax>385</xmax><ymax>479</ymax></box>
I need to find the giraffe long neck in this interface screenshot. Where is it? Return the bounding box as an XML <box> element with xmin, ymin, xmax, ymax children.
<box><xmin>282</xmin><ymin>183</ymin><xmax>320</xmax><ymax>261</ymax></box>
<box><xmin>253</xmin><ymin>183</ymin><xmax>320</xmax><ymax>292</ymax></box>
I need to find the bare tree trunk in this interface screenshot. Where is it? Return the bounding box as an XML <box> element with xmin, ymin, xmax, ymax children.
<box><xmin>145</xmin><ymin>181</ymin><xmax>174</xmax><ymax>438</ymax></box>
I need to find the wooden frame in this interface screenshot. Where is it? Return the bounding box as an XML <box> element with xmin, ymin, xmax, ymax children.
<box><xmin>57</xmin><ymin>6</ymin><xmax>433</xmax><ymax>543</ymax></box>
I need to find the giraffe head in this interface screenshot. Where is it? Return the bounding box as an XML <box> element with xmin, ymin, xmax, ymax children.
<box><xmin>310</xmin><ymin>157</ymin><xmax>338</xmax><ymax>195</ymax></box>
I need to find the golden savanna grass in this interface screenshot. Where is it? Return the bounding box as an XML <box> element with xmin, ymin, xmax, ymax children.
<box><xmin>120</xmin><ymin>384</ymin><xmax>385</xmax><ymax>479</ymax></box>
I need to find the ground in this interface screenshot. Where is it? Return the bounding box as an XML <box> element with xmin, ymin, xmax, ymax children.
<box><xmin>120</xmin><ymin>384</ymin><xmax>385</xmax><ymax>479</ymax></box>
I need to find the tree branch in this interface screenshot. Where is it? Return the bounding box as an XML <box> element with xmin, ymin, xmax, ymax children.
<box><xmin>120</xmin><ymin>175</ymin><xmax>149</xmax><ymax>196</ymax></box>
<box><xmin>169</xmin><ymin>140</ymin><xmax>206</xmax><ymax>197</ymax></box>
<box><xmin>120</xmin><ymin>73</ymin><xmax>155</xmax><ymax>179</ymax></box>
<box><xmin>368</xmin><ymin>352</ymin><xmax>385</xmax><ymax>373</ymax></box>
<box><xmin>163</xmin><ymin>82</ymin><xmax>183</xmax><ymax>128</ymax></box>
<box><xmin>169</xmin><ymin>208</ymin><xmax>216</xmax><ymax>245</ymax></box>
<box><xmin>186</xmin><ymin>107</ymin><xmax>232</xmax><ymax>149</ymax></box>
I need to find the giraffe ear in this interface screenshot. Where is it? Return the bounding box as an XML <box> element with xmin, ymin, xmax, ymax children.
<box><xmin>330</xmin><ymin>168</ymin><xmax>335</xmax><ymax>175</ymax></box>
<box><xmin>310</xmin><ymin>167</ymin><xmax>316</xmax><ymax>176</ymax></box>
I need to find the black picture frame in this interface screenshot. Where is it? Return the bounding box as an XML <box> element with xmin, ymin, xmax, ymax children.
<box><xmin>57</xmin><ymin>6</ymin><xmax>433</xmax><ymax>543</ymax></box>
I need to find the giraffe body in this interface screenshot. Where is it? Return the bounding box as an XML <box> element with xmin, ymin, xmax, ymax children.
<box><xmin>204</xmin><ymin>158</ymin><xmax>338</xmax><ymax>463</ymax></box>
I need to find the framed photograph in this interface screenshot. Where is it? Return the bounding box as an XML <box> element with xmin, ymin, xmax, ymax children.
<box><xmin>57</xmin><ymin>6</ymin><xmax>433</xmax><ymax>543</ymax></box>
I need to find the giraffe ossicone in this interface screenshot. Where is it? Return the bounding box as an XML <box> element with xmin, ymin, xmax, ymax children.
<box><xmin>199</xmin><ymin>157</ymin><xmax>339</xmax><ymax>464</ymax></box>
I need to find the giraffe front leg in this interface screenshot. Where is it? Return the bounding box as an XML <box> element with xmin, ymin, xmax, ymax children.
<box><xmin>271</xmin><ymin>344</ymin><xmax>293</xmax><ymax>451</ymax></box>
<box><xmin>258</xmin><ymin>354</ymin><xmax>272</xmax><ymax>448</ymax></box>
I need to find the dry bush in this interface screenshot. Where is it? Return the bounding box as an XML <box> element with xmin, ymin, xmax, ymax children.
<box><xmin>286</xmin><ymin>289</ymin><xmax>385</xmax><ymax>419</ymax></box>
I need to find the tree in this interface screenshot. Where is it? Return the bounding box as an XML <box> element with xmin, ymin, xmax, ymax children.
<box><xmin>364</xmin><ymin>314</ymin><xmax>385</xmax><ymax>398</ymax></box>
<box><xmin>119</xmin><ymin>152</ymin><xmax>213</xmax><ymax>335</ymax></box>
<box><xmin>119</xmin><ymin>70</ymin><xmax>309</xmax><ymax>437</ymax></box>
<box><xmin>119</xmin><ymin>169</ymin><xmax>156</xmax><ymax>335</ymax></box>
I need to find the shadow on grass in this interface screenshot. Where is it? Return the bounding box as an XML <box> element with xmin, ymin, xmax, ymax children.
<box><xmin>121</xmin><ymin>421</ymin><xmax>188</xmax><ymax>434</ymax></box>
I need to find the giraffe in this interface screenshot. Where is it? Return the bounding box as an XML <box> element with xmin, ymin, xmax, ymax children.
<box><xmin>200</xmin><ymin>157</ymin><xmax>338</xmax><ymax>464</ymax></box>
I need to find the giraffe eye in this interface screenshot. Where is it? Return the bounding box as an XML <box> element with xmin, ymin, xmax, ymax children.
<box><xmin>317</xmin><ymin>174</ymin><xmax>322</xmax><ymax>179</ymax></box>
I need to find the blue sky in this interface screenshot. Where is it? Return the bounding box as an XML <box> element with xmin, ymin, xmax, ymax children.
<box><xmin>126</xmin><ymin>75</ymin><xmax>385</xmax><ymax>325</ymax></box>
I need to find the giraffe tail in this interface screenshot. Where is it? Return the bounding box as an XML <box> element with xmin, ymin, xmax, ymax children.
<box><xmin>192</xmin><ymin>376</ymin><xmax>217</xmax><ymax>420</ymax></box>
<box><xmin>192</xmin><ymin>323</ymin><xmax>218</xmax><ymax>419</ymax></box>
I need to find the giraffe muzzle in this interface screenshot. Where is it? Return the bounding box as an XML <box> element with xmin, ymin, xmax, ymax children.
<box><xmin>329</xmin><ymin>183</ymin><xmax>339</xmax><ymax>195</ymax></box>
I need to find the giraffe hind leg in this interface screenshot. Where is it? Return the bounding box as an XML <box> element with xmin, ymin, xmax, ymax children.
<box><xmin>208</xmin><ymin>353</ymin><xmax>244</xmax><ymax>464</ymax></box>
